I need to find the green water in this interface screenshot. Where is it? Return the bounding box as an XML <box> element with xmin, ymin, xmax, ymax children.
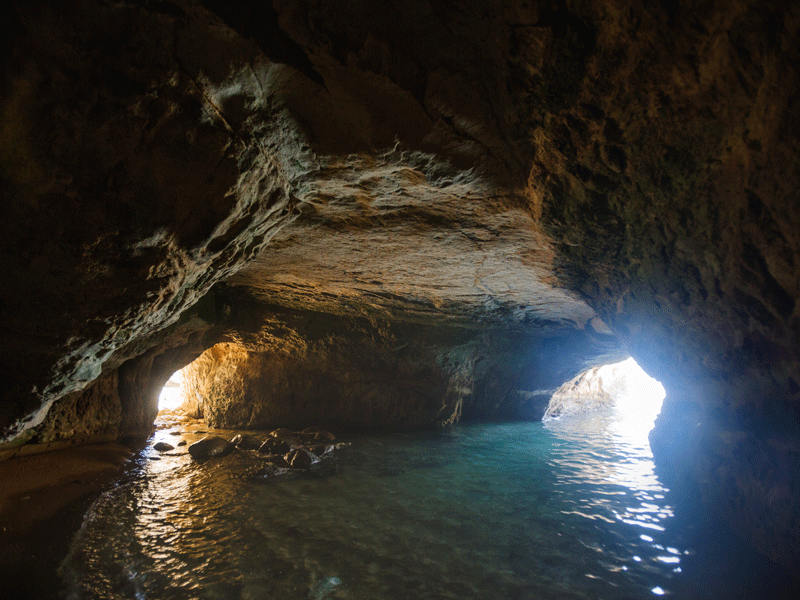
<box><xmin>58</xmin><ymin>404</ymin><xmax>796</xmax><ymax>599</ymax></box>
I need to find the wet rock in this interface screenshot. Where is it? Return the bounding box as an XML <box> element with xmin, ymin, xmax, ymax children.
<box><xmin>302</xmin><ymin>427</ymin><xmax>336</xmax><ymax>442</ymax></box>
<box><xmin>310</xmin><ymin>444</ymin><xmax>335</xmax><ymax>456</ymax></box>
<box><xmin>177</xmin><ymin>440</ymin><xmax>187</xmax><ymax>446</ymax></box>
<box><xmin>230</xmin><ymin>434</ymin><xmax>262</xmax><ymax>450</ymax></box>
<box><xmin>260</xmin><ymin>455</ymin><xmax>290</xmax><ymax>469</ymax></box>
<box><xmin>285</xmin><ymin>448</ymin><xmax>319</xmax><ymax>469</ymax></box>
<box><xmin>258</xmin><ymin>437</ymin><xmax>291</xmax><ymax>455</ymax></box>
<box><xmin>153</xmin><ymin>442</ymin><xmax>174</xmax><ymax>452</ymax></box>
<box><xmin>253</xmin><ymin>464</ymin><xmax>291</xmax><ymax>479</ymax></box>
<box><xmin>188</xmin><ymin>436</ymin><xmax>234</xmax><ymax>460</ymax></box>
<box><xmin>273</xmin><ymin>432</ymin><xmax>304</xmax><ymax>449</ymax></box>
<box><xmin>268</xmin><ymin>428</ymin><xmax>295</xmax><ymax>439</ymax></box>
<box><xmin>298</xmin><ymin>429</ymin><xmax>336</xmax><ymax>444</ymax></box>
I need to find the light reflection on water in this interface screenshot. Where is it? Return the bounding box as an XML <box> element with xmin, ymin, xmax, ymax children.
<box><xmin>543</xmin><ymin>402</ymin><xmax>684</xmax><ymax>592</ymax></box>
<box><xmin>60</xmin><ymin>406</ymin><xmax>687</xmax><ymax>600</ymax></box>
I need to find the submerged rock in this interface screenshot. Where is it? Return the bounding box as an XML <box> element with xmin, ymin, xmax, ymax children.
<box><xmin>261</xmin><ymin>454</ymin><xmax>291</xmax><ymax>469</ymax></box>
<box><xmin>253</xmin><ymin>464</ymin><xmax>291</xmax><ymax>479</ymax></box>
<box><xmin>153</xmin><ymin>442</ymin><xmax>174</xmax><ymax>452</ymax></box>
<box><xmin>188</xmin><ymin>436</ymin><xmax>234</xmax><ymax>460</ymax></box>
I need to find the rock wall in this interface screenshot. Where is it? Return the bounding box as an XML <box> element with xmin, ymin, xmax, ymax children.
<box><xmin>179</xmin><ymin>297</ymin><xmax>626</xmax><ymax>430</ymax></box>
<box><xmin>543</xmin><ymin>366</ymin><xmax>615</xmax><ymax>420</ymax></box>
<box><xmin>0</xmin><ymin>0</ymin><xmax>303</xmax><ymax>445</ymax></box>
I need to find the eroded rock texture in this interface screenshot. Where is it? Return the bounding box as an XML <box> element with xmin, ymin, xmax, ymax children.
<box><xmin>179</xmin><ymin>297</ymin><xmax>624</xmax><ymax>430</ymax></box>
<box><xmin>543</xmin><ymin>365</ymin><xmax>615</xmax><ymax>420</ymax></box>
<box><xmin>1</xmin><ymin>0</ymin><xmax>798</xmax><ymax>574</ymax></box>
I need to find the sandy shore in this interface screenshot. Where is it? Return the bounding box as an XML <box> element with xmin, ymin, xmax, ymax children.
<box><xmin>0</xmin><ymin>442</ymin><xmax>137</xmax><ymax>599</ymax></box>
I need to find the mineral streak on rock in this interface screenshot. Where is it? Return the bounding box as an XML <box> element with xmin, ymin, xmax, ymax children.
<box><xmin>0</xmin><ymin>0</ymin><xmax>798</xmax><ymax>575</ymax></box>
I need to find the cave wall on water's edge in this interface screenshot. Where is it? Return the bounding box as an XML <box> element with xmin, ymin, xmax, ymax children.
<box><xmin>0</xmin><ymin>0</ymin><xmax>799</xmax><ymax>575</ymax></box>
<box><xmin>176</xmin><ymin>295</ymin><xmax>626</xmax><ymax>431</ymax></box>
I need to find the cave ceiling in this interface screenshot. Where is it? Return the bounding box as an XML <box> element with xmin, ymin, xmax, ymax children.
<box><xmin>0</xmin><ymin>0</ymin><xmax>798</xmax><ymax>442</ymax></box>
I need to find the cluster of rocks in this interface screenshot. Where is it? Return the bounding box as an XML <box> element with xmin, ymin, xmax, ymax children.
<box><xmin>247</xmin><ymin>427</ymin><xmax>338</xmax><ymax>476</ymax></box>
<box><xmin>152</xmin><ymin>427</ymin><xmax>339</xmax><ymax>475</ymax></box>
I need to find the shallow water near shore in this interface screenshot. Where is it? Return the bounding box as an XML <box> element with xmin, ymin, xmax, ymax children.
<box><xmin>57</xmin><ymin>407</ymin><xmax>792</xmax><ymax>600</ymax></box>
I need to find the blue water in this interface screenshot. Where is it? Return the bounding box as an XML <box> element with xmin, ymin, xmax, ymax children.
<box><xmin>59</xmin><ymin>408</ymin><xmax>692</xmax><ymax>599</ymax></box>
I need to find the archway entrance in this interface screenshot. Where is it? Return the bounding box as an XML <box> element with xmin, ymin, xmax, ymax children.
<box><xmin>544</xmin><ymin>357</ymin><xmax>666</xmax><ymax>435</ymax></box>
<box><xmin>157</xmin><ymin>367</ymin><xmax>189</xmax><ymax>414</ymax></box>
<box><xmin>600</xmin><ymin>357</ymin><xmax>666</xmax><ymax>432</ymax></box>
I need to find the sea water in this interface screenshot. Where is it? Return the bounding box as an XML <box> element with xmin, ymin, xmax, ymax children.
<box><xmin>57</xmin><ymin>400</ymin><xmax>716</xmax><ymax>600</ymax></box>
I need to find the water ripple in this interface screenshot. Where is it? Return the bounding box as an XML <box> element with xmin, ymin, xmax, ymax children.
<box><xmin>60</xmin><ymin>409</ymin><xmax>686</xmax><ymax>600</ymax></box>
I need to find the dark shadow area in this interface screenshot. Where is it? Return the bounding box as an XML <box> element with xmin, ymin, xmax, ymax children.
<box><xmin>664</xmin><ymin>494</ymin><xmax>800</xmax><ymax>600</ymax></box>
<box><xmin>0</xmin><ymin>443</ymin><xmax>139</xmax><ymax>599</ymax></box>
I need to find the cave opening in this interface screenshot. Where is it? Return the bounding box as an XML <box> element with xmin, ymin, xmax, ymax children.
<box><xmin>157</xmin><ymin>366</ymin><xmax>190</xmax><ymax>414</ymax></box>
<box><xmin>600</xmin><ymin>357</ymin><xmax>666</xmax><ymax>433</ymax></box>
<box><xmin>544</xmin><ymin>356</ymin><xmax>666</xmax><ymax>437</ymax></box>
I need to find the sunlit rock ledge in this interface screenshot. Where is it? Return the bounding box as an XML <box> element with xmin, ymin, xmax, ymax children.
<box><xmin>0</xmin><ymin>0</ymin><xmax>798</xmax><ymax>576</ymax></box>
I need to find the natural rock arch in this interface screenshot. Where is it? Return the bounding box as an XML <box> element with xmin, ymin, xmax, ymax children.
<box><xmin>0</xmin><ymin>0</ymin><xmax>798</xmax><ymax>575</ymax></box>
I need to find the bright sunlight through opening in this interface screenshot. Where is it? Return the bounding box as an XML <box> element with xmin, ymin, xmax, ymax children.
<box><xmin>602</xmin><ymin>357</ymin><xmax>666</xmax><ymax>433</ymax></box>
<box><xmin>158</xmin><ymin>369</ymin><xmax>186</xmax><ymax>412</ymax></box>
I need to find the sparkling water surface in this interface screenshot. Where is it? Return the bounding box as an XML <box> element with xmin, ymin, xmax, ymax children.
<box><xmin>60</xmin><ymin>406</ymin><xmax>690</xmax><ymax>600</ymax></box>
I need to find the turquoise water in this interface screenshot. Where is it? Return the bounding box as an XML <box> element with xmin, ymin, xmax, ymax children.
<box><xmin>58</xmin><ymin>402</ymin><xmax>706</xmax><ymax>600</ymax></box>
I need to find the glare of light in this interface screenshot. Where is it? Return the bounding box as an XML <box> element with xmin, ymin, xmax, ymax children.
<box><xmin>651</xmin><ymin>586</ymin><xmax>666</xmax><ymax>595</ymax></box>
<box><xmin>158</xmin><ymin>370</ymin><xmax>185</xmax><ymax>412</ymax></box>
<box><xmin>603</xmin><ymin>357</ymin><xmax>666</xmax><ymax>421</ymax></box>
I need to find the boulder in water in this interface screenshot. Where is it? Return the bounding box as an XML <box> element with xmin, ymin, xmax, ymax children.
<box><xmin>230</xmin><ymin>434</ymin><xmax>262</xmax><ymax>450</ymax></box>
<box><xmin>153</xmin><ymin>442</ymin><xmax>174</xmax><ymax>452</ymax></box>
<box><xmin>310</xmin><ymin>444</ymin><xmax>335</xmax><ymax>456</ymax></box>
<box><xmin>312</xmin><ymin>430</ymin><xmax>336</xmax><ymax>442</ymax></box>
<box><xmin>188</xmin><ymin>436</ymin><xmax>234</xmax><ymax>460</ymax></box>
<box><xmin>258</xmin><ymin>437</ymin><xmax>291</xmax><ymax>455</ymax></box>
<box><xmin>285</xmin><ymin>448</ymin><xmax>319</xmax><ymax>469</ymax></box>
<box><xmin>268</xmin><ymin>428</ymin><xmax>295</xmax><ymax>439</ymax></box>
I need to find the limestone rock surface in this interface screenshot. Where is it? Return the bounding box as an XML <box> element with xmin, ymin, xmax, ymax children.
<box><xmin>177</xmin><ymin>299</ymin><xmax>623</xmax><ymax>430</ymax></box>
<box><xmin>543</xmin><ymin>366</ymin><xmax>615</xmax><ymax>420</ymax></box>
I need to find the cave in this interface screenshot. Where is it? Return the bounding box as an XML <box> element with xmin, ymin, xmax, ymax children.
<box><xmin>1</xmin><ymin>1</ymin><xmax>799</xmax><ymax>598</ymax></box>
